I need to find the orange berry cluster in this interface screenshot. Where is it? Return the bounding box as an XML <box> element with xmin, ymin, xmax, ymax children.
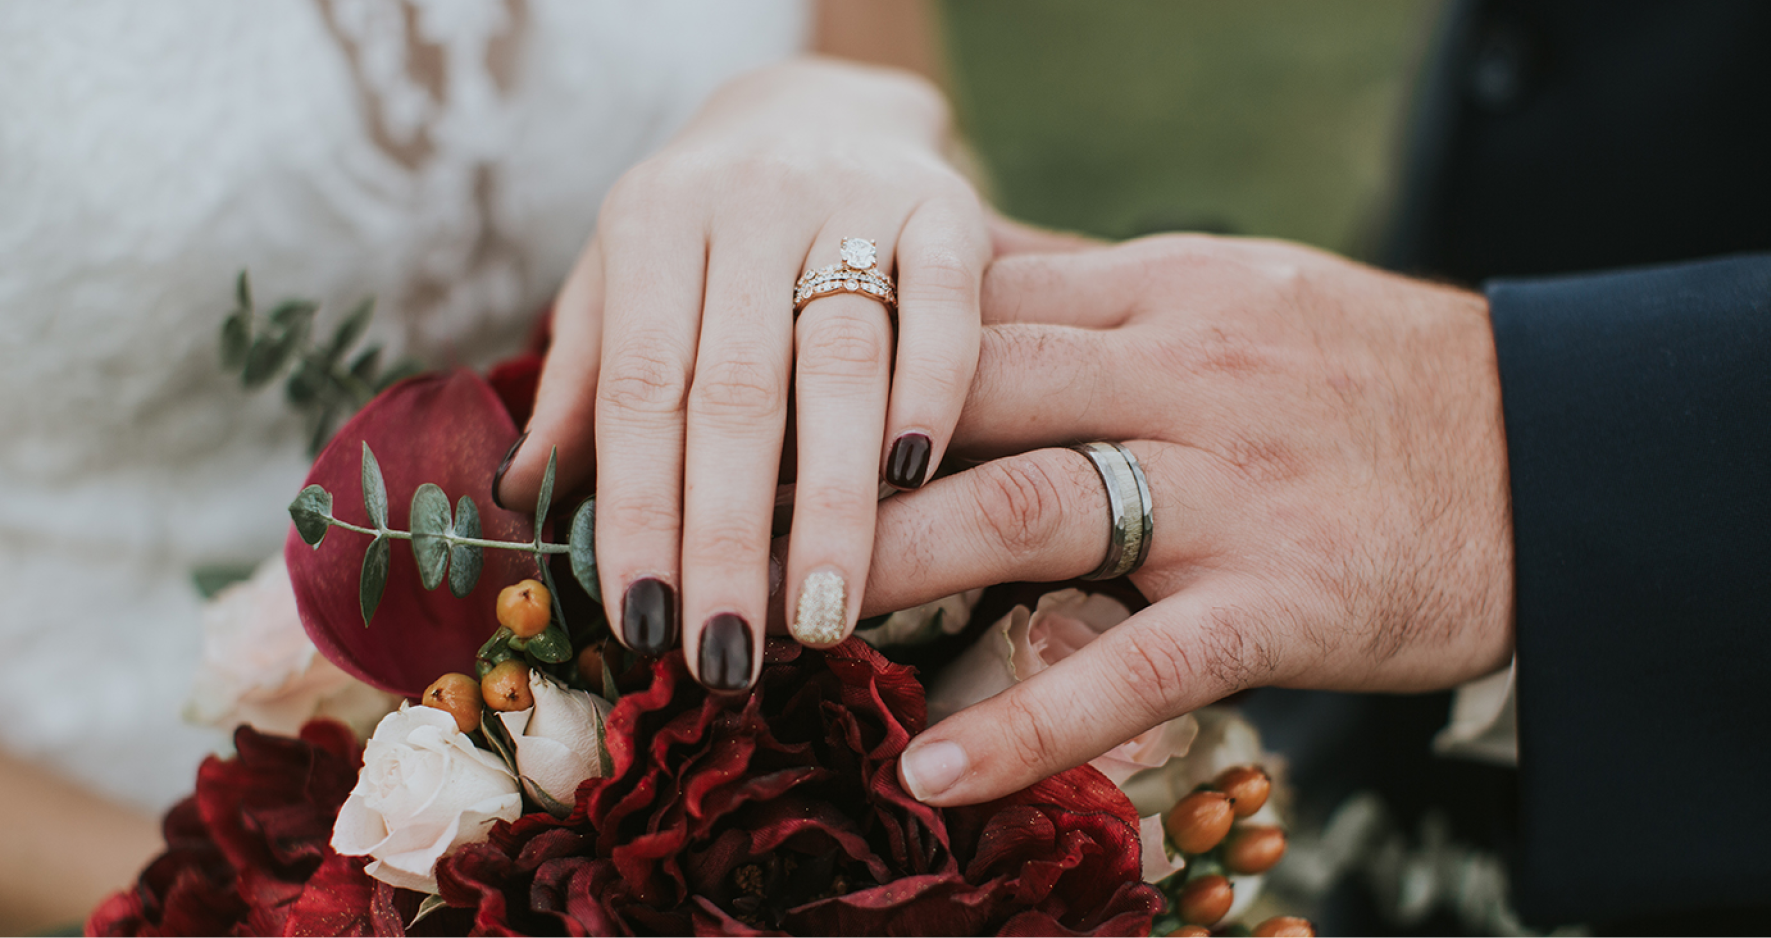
<box><xmin>421</xmin><ymin>579</ymin><xmax>557</xmax><ymax>732</ymax></box>
<box><xmin>1158</xmin><ymin>765</ymin><xmax>1312</xmax><ymax>936</ymax></box>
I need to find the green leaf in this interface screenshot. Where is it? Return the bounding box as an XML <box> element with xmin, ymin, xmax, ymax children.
<box><xmin>325</xmin><ymin>297</ymin><xmax>374</xmax><ymax>366</ymax></box>
<box><xmin>285</xmin><ymin>357</ymin><xmax>325</xmax><ymax>405</ymax></box>
<box><xmin>567</xmin><ymin>498</ymin><xmax>601</xmax><ymax>605</ymax></box>
<box><xmin>535</xmin><ymin>447</ymin><xmax>558</xmax><ymax>544</ymax></box>
<box><xmin>306</xmin><ymin>404</ymin><xmax>338</xmax><ymax>457</ymax></box>
<box><xmin>267</xmin><ymin>298</ymin><xmax>317</xmax><ymax>331</ymax></box>
<box><xmin>220</xmin><ymin>310</ymin><xmax>251</xmax><ymax>369</ymax></box>
<box><xmin>348</xmin><ymin>344</ymin><xmax>382</xmax><ymax>383</ymax></box>
<box><xmin>288</xmin><ymin>484</ymin><xmax>334</xmax><ymax>547</ymax></box>
<box><xmin>410</xmin><ymin>483</ymin><xmax>452</xmax><ymax>591</ymax></box>
<box><xmin>601</xmin><ymin>653</ymin><xmax>620</xmax><ymax>705</ymax></box>
<box><xmin>360</xmin><ymin>443</ymin><xmax>388</xmax><ymax>530</ymax></box>
<box><xmin>521</xmin><ymin>774</ymin><xmax>573</xmax><ymax>819</ymax></box>
<box><xmin>593</xmin><ymin>703</ymin><xmax>613</xmax><ymax>779</ymax></box>
<box><xmin>360</xmin><ymin>534</ymin><xmax>390</xmax><ymax>627</ymax></box>
<box><xmin>235</xmin><ymin>270</ymin><xmax>253</xmax><ymax>311</ymax></box>
<box><xmin>479</xmin><ymin>705</ymin><xmax>519</xmax><ymax>774</ymax></box>
<box><xmin>408</xmin><ymin>894</ymin><xmax>449</xmax><ymax>929</ymax></box>
<box><xmin>242</xmin><ymin>331</ymin><xmax>297</xmax><ymax>388</ymax></box>
<box><xmin>191</xmin><ymin>563</ymin><xmax>256</xmax><ymax>599</ymax></box>
<box><xmin>526</xmin><ymin>624</ymin><xmax>571</xmax><ymax>664</ymax></box>
<box><xmin>449</xmin><ymin>496</ymin><xmax>484</xmax><ymax>598</ymax></box>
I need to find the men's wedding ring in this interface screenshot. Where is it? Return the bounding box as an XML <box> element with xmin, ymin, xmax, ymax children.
<box><xmin>1070</xmin><ymin>442</ymin><xmax>1154</xmax><ymax>580</ymax></box>
<box><xmin>794</xmin><ymin>238</ymin><xmax>897</xmax><ymax>314</ymax></box>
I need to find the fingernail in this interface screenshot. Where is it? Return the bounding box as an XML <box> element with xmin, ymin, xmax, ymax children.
<box><xmin>490</xmin><ymin>430</ymin><xmax>530</xmax><ymax>510</ymax></box>
<box><xmin>699</xmin><ymin>613</ymin><xmax>754</xmax><ymax>693</ymax></box>
<box><xmin>791</xmin><ymin>570</ymin><xmax>847</xmax><ymax>646</ymax></box>
<box><xmin>886</xmin><ymin>432</ymin><xmax>933</xmax><ymax>490</ymax></box>
<box><xmin>900</xmin><ymin>740</ymin><xmax>968</xmax><ymax>802</ymax></box>
<box><xmin>621</xmin><ymin>577</ymin><xmax>678</xmax><ymax>656</ymax></box>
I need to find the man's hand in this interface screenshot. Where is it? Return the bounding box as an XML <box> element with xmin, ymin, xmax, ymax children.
<box><xmin>859</xmin><ymin>235</ymin><xmax>1516</xmax><ymax>806</ymax></box>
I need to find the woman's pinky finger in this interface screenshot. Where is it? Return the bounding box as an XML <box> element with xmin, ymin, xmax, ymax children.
<box><xmin>881</xmin><ymin>195</ymin><xmax>990</xmax><ymax>491</ymax></box>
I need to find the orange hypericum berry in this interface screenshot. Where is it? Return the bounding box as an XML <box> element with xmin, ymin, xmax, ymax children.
<box><xmin>1214</xmin><ymin>765</ymin><xmax>1272</xmax><ymax>818</ymax></box>
<box><xmin>1166</xmin><ymin>927</ymin><xmax>1212</xmax><ymax>937</ymax></box>
<box><xmin>1165</xmin><ymin>790</ymin><xmax>1236</xmax><ymax>855</ymax></box>
<box><xmin>575</xmin><ymin>643</ymin><xmax>606</xmax><ymax>695</ymax></box>
<box><xmin>1250</xmin><ymin>916</ymin><xmax>1316</xmax><ymax>937</ymax></box>
<box><xmin>481</xmin><ymin>659</ymin><xmax>534</xmax><ymax>712</ymax></box>
<box><xmin>422</xmin><ymin>672</ymin><xmax>483</xmax><ymax>733</ymax></box>
<box><xmin>496</xmin><ymin>579</ymin><xmax>552</xmax><ymax>638</ymax></box>
<box><xmin>1177</xmin><ymin>874</ymin><xmax>1234</xmax><ymax>927</ymax></box>
<box><xmin>1223</xmin><ymin>825</ymin><xmax>1288</xmax><ymax>875</ymax></box>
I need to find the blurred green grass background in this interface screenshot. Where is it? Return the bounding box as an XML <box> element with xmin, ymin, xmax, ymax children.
<box><xmin>940</xmin><ymin>0</ymin><xmax>1440</xmax><ymax>257</ymax></box>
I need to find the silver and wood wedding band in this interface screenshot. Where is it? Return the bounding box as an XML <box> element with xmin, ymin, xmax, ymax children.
<box><xmin>1070</xmin><ymin>442</ymin><xmax>1154</xmax><ymax>580</ymax></box>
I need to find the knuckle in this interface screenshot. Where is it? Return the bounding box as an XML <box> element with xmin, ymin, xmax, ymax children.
<box><xmin>972</xmin><ymin>455</ymin><xmax>1067</xmax><ymax>560</ymax></box>
<box><xmin>995</xmin><ymin>692</ymin><xmax>1061</xmax><ymax>778</ymax></box>
<box><xmin>689</xmin><ymin>352</ymin><xmax>787</xmax><ymax>422</ymax></box>
<box><xmin>1113</xmin><ymin>629</ymin><xmax>1191</xmax><ymax>717</ymax></box>
<box><xmin>682</xmin><ymin>520</ymin><xmax>766</xmax><ymax>570</ymax></box>
<box><xmin>1196</xmin><ymin>603</ymin><xmax>1282</xmax><ymax>692</ymax></box>
<box><xmin>900</xmin><ymin>248</ymin><xmax>980</xmax><ymax>305</ymax></box>
<box><xmin>598</xmin><ymin>344</ymin><xmax>690</xmax><ymax>417</ymax></box>
<box><xmin>600</xmin><ymin>496</ymin><xmax>680</xmax><ymax>545</ymax></box>
<box><xmin>896</xmin><ymin>344</ymin><xmax>973</xmax><ymax>400</ymax></box>
<box><xmin>793</xmin><ymin>485</ymin><xmax>875</xmax><ymax>528</ymax></box>
<box><xmin>796</xmin><ymin>311</ymin><xmax>890</xmax><ymax>377</ymax></box>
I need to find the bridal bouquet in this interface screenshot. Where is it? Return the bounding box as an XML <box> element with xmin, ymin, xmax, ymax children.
<box><xmin>88</xmin><ymin>286</ymin><xmax>1307</xmax><ymax>937</ymax></box>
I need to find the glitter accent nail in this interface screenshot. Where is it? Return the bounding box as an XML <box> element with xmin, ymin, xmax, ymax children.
<box><xmin>792</xmin><ymin>570</ymin><xmax>848</xmax><ymax>645</ymax></box>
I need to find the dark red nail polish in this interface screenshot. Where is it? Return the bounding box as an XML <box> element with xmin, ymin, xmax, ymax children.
<box><xmin>622</xmin><ymin>577</ymin><xmax>678</xmax><ymax>656</ymax></box>
<box><xmin>699</xmin><ymin>613</ymin><xmax>753</xmax><ymax>692</ymax></box>
<box><xmin>886</xmin><ymin>432</ymin><xmax>932</xmax><ymax>490</ymax></box>
<box><xmin>490</xmin><ymin>430</ymin><xmax>529</xmax><ymax>510</ymax></box>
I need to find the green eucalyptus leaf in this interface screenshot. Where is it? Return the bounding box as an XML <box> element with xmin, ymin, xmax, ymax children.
<box><xmin>601</xmin><ymin>653</ymin><xmax>620</xmax><ymax>705</ymax></box>
<box><xmin>285</xmin><ymin>357</ymin><xmax>325</xmax><ymax>405</ymax></box>
<box><xmin>593</xmin><ymin>703</ymin><xmax>613</xmax><ymax>779</ymax></box>
<box><xmin>568</xmin><ymin>498</ymin><xmax>601</xmax><ymax>605</ymax></box>
<box><xmin>235</xmin><ymin>270</ymin><xmax>253</xmax><ymax>311</ymax></box>
<box><xmin>360</xmin><ymin>443</ymin><xmax>388</xmax><ymax>530</ymax></box>
<box><xmin>326</xmin><ymin>297</ymin><xmax>374</xmax><ymax>365</ymax></box>
<box><xmin>349</xmin><ymin>344</ymin><xmax>382</xmax><ymax>382</ymax></box>
<box><xmin>526</xmin><ymin>624</ymin><xmax>571</xmax><ymax>664</ymax></box>
<box><xmin>242</xmin><ymin>331</ymin><xmax>296</xmax><ymax>388</ymax></box>
<box><xmin>410</xmin><ymin>483</ymin><xmax>452</xmax><ymax>591</ymax></box>
<box><xmin>535</xmin><ymin>447</ymin><xmax>558</xmax><ymax>542</ymax></box>
<box><xmin>521</xmin><ymin>774</ymin><xmax>573</xmax><ymax>819</ymax></box>
<box><xmin>408</xmin><ymin>894</ymin><xmax>449</xmax><ymax>929</ymax></box>
<box><xmin>479</xmin><ymin>706</ymin><xmax>519</xmax><ymax>775</ymax></box>
<box><xmin>306</xmin><ymin>404</ymin><xmax>338</xmax><ymax>457</ymax></box>
<box><xmin>449</xmin><ymin>495</ymin><xmax>484</xmax><ymax>598</ymax></box>
<box><xmin>191</xmin><ymin>563</ymin><xmax>256</xmax><ymax>599</ymax></box>
<box><xmin>220</xmin><ymin>310</ymin><xmax>251</xmax><ymax>369</ymax></box>
<box><xmin>360</xmin><ymin>534</ymin><xmax>390</xmax><ymax>627</ymax></box>
<box><xmin>267</xmin><ymin>298</ymin><xmax>317</xmax><ymax>331</ymax></box>
<box><xmin>288</xmin><ymin>484</ymin><xmax>334</xmax><ymax>547</ymax></box>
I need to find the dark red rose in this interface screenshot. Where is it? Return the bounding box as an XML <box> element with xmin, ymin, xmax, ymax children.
<box><xmin>437</xmin><ymin>639</ymin><xmax>1163</xmax><ymax>936</ymax></box>
<box><xmin>88</xmin><ymin>721</ymin><xmax>365</xmax><ymax>936</ymax></box>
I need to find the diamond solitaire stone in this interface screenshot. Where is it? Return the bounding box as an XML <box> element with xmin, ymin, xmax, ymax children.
<box><xmin>841</xmin><ymin>238</ymin><xmax>876</xmax><ymax>270</ymax></box>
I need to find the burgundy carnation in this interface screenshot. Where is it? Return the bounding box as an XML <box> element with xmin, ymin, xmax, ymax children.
<box><xmin>437</xmin><ymin>638</ymin><xmax>1162</xmax><ymax>936</ymax></box>
<box><xmin>86</xmin><ymin>721</ymin><xmax>396</xmax><ymax>937</ymax></box>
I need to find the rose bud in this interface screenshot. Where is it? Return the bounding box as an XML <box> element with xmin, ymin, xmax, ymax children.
<box><xmin>422</xmin><ymin>672</ymin><xmax>483</xmax><ymax>733</ymax></box>
<box><xmin>1251</xmin><ymin>916</ymin><xmax>1316</xmax><ymax>937</ymax></box>
<box><xmin>1177</xmin><ymin>874</ymin><xmax>1233</xmax><ymax>926</ymax></box>
<box><xmin>1214</xmin><ymin>765</ymin><xmax>1272</xmax><ymax>818</ymax></box>
<box><xmin>496</xmin><ymin>670</ymin><xmax>613</xmax><ymax>806</ymax></box>
<box><xmin>481</xmin><ymin>659</ymin><xmax>534</xmax><ymax>712</ymax></box>
<box><xmin>1223</xmin><ymin>825</ymin><xmax>1287</xmax><ymax>875</ymax></box>
<box><xmin>496</xmin><ymin>579</ymin><xmax>552</xmax><ymax>639</ymax></box>
<box><xmin>1166</xmin><ymin>790</ymin><xmax>1236</xmax><ymax>854</ymax></box>
<box><xmin>1166</xmin><ymin>927</ymin><xmax>1212</xmax><ymax>937</ymax></box>
<box><xmin>575</xmin><ymin>643</ymin><xmax>606</xmax><ymax>695</ymax></box>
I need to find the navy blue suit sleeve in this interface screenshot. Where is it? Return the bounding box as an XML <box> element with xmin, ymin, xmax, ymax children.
<box><xmin>1488</xmin><ymin>254</ymin><xmax>1771</xmax><ymax>923</ymax></box>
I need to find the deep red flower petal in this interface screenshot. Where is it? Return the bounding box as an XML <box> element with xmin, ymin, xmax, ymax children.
<box><xmin>285</xmin><ymin>369</ymin><xmax>535</xmax><ymax>697</ymax></box>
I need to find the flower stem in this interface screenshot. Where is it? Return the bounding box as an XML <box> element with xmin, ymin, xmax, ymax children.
<box><xmin>323</xmin><ymin>516</ymin><xmax>571</xmax><ymax>554</ymax></box>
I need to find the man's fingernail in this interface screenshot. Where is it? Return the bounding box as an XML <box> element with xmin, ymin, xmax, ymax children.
<box><xmin>621</xmin><ymin>577</ymin><xmax>678</xmax><ymax>656</ymax></box>
<box><xmin>791</xmin><ymin>570</ymin><xmax>847</xmax><ymax>646</ymax></box>
<box><xmin>885</xmin><ymin>432</ymin><xmax>933</xmax><ymax>490</ymax></box>
<box><xmin>699</xmin><ymin>613</ymin><xmax>753</xmax><ymax>693</ymax></box>
<box><xmin>900</xmin><ymin>740</ymin><xmax>968</xmax><ymax>801</ymax></box>
<box><xmin>490</xmin><ymin>430</ymin><xmax>530</xmax><ymax>510</ymax></box>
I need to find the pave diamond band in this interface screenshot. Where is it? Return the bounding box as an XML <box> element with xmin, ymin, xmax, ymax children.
<box><xmin>795</xmin><ymin>238</ymin><xmax>897</xmax><ymax>314</ymax></box>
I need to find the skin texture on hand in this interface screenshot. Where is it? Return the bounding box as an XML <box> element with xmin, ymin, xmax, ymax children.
<box><xmin>853</xmin><ymin>235</ymin><xmax>1515</xmax><ymax>806</ymax></box>
<box><xmin>497</xmin><ymin>56</ymin><xmax>991</xmax><ymax>694</ymax></box>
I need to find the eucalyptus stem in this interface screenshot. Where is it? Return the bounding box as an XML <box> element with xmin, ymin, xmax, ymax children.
<box><xmin>323</xmin><ymin>516</ymin><xmax>571</xmax><ymax>554</ymax></box>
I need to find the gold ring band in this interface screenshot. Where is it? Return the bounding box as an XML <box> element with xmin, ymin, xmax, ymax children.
<box><xmin>794</xmin><ymin>238</ymin><xmax>898</xmax><ymax>313</ymax></box>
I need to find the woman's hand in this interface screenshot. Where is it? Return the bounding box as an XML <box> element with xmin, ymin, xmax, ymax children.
<box><xmin>848</xmin><ymin>235</ymin><xmax>1516</xmax><ymax>805</ymax></box>
<box><xmin>496</xmin><ymin>59</ymin><xmax>989</xmax><ymax>693</ymax></box>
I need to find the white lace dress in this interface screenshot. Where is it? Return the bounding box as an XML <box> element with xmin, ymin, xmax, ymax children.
<box><xmin>0</xmin><ymin>0</ymin><xmax>806</xmax><ymax>811</ymax></box>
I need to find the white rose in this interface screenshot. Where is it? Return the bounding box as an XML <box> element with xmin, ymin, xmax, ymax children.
<box><xmin>185</xmin><ymin>554</ymin><xmax>398</xmax><ymax>739</ymax></box>
<box><xmin>925</xmin><ymin>589</ymin><xmax>1198</xmax><ymax>785</ymax></box>
<box><xmin>497</xmin><ymin>672</ymin><xmax>613</xmax><ymax>808</ymax></box>
<box><xmin>857</xmin><ymin>588</ymin><xmax>984</xmax><ymax>648</ymax></box>
<box><xmin>332</xmin><ymin>703</ymin><xmax>523</xmax><ymax>893</ymax></box>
